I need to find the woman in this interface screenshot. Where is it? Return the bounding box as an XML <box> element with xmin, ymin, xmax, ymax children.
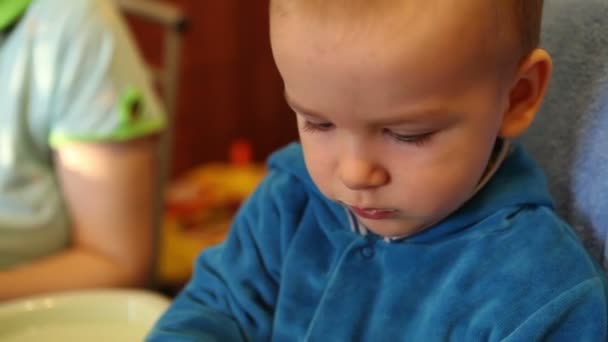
<box><xmin>0</xmin><ymin>0</ymin><xmax>165</xmax><ymax>299</ymax></box>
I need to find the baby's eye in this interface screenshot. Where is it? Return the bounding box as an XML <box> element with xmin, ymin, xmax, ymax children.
<box><xmin>384</xmin><ymin>129</ymin><xmax>435</xmax><ymax>146</ymax></box>
<box><xmin>302</xmin><ymin>121</ymin><xmax>335</xmax><ymax>132</ymax></box>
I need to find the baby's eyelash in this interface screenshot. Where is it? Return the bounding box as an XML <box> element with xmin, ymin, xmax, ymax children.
<box><xmin>384</xmin><ymin>129</ymin><xmax>435</xmax><ymax>146</ymax></box>
<box><xmin>301</xmin><ymin>121</ymin><xmax>434</xmax><ymax>147</ymax></box>
<box><xmin>302</xmin><ymin>121</ymin><xmax>335</xmax><ymax>132</ymax></box>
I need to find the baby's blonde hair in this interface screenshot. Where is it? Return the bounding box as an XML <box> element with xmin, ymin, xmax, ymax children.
<box><xmin>271</xmin><ymin>0</ymin><xmax>544</xmax><ymax>62</ymax></box>
<box><xmin>511</xmin><ymin>0</ymin><xmax>544</xmax><ymax>57</ymax></box>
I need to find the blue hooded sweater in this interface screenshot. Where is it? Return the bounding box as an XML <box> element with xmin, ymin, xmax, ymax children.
<box><xmin>147</xmin><ymin>143</ymin><xmax>608</xmax><ymax>341</ymax></box>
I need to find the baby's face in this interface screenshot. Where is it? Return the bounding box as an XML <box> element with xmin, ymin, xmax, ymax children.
<box><xmin>271</xmin><ymin>4</ymin><xmax>515</xmax><ymax>237</ymax></box>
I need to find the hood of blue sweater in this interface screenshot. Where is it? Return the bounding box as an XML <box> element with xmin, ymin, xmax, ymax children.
<box><xmin>268</xmin><ymin>142</ymin><xmax>554</xmax><ymax>243</ymax></box>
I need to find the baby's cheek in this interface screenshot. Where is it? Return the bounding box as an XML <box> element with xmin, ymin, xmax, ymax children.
<box><xmin>412</xmin><ymin>171</ymin><xmax>476</xmax><ymax>215</ymax></box>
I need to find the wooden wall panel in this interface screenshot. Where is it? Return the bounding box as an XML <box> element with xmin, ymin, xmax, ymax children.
<box><xmin>126</xmin><ymin>0</ymin><xmax>297</xmax><ymax>178</ymax></box>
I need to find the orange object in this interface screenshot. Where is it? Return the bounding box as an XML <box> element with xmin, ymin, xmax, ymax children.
<box><xmin>158</xmin><ymin>145</ymin><xmax>266</xmax><ymax>284</ymax></box>
<box><xmin>230</xmin><ymin>139</ymin><xmax>253</xmax><ymax>166</ymax></box>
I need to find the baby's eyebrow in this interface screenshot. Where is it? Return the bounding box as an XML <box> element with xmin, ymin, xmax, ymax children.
<box><xmin>369</xmin><ymin>103</ymin><xmax>462</xmax><ymax>126</ymax></box>
<box><xmin>284</xmin><ymin>90</ymin><xmax>455</xmax><ymax>125</ymax></box>
<box><xmin>372</xmin><ymin>111</ymin><xmax>448</xmax><ymax>126</ymax></box>
<box><xmin>283</xmin><ymin>91</ymin><xmax>326</xmax><ymax>119</ymax></box>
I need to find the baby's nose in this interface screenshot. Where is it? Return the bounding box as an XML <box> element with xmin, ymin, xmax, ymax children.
<box><xmin>337</xmin><ymin>157</ymin><xmax>389</xmax><ymax>190</ymax></box>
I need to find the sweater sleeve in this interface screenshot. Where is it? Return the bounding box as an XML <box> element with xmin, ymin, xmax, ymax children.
<box><xmin>47</xmin><ymin>0</ymin><xmax>165</xmax><ymax>148</ymax></box>
<box><xmin>502</xmin><ymin>277</ymin><xmax>608</xmax><ymax>341</ymax></box>
<box><xmin>146</xmin><ymin>170</ymin><xmax>305</xmax><ymax>341</ymax></box>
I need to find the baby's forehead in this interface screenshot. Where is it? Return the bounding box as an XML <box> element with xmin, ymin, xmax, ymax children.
<box><xmin>280</xmin><ymin>0</ymin><xmax>547</xmax><ymax>67</ymax></box>
<box><xmin>275</xmin><ymin>2</ymin><xmax>505</xmax><ymax>69</ymax></box>
<box><xmin>272</xmin><ymin>0</ymin><xmax>521</xmax><ymax>66</ymax></box>
<box><xmin>273</xmin><ymin>0</ymin><xmax>496</xmax><ymax>21</ymax></box>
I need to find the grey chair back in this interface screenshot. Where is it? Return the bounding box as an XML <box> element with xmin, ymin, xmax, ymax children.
<box><xmin>521</xmin><ymin>0</ymin><xmax>608</xmax><ymax>269</ymax></box>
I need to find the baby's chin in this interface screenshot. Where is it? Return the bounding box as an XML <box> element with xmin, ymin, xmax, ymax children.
<box><xmin>358</xmin><ymin>216</ymin><xmax>433</xmax><ymax>239</ymax></box>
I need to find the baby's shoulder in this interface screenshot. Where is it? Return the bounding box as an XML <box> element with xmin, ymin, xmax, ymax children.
<box><xmin>263</xmin><ymin>143</ymin><xmax>320</xmax><ymax>203</ymax></box>
<box><xmin>236</xmin><ymin>144</ymin><xmax>340</xmax><ymax>234</ymax></box>
<box><xmin>473</xmin><ymin>204</ymin><xmax>604</xmax><ymax>290</ymax></box>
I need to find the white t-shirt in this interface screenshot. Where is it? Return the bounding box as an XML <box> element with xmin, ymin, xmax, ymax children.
<box><xmin>0</xmin><ymin>0</ymin><xmax>165</xmax><ymax>268</ymax></box>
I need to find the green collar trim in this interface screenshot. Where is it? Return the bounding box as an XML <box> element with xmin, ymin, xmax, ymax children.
<box><xmin>0</xmin><ymin>0</ymin><xmax>32</xmax><ymax>30</ymax></box>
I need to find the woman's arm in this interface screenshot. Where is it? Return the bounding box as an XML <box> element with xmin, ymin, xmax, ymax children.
<box><xmin>0</xmin><ymin>137</ymin><xmax>159</xmax><ymax>300</ymax></box>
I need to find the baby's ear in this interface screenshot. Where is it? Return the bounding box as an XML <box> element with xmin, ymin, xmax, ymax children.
<box><xmin>499</xmin><ymin>49</ymin><xmax>553</xmax><ymax>138</ymax></box>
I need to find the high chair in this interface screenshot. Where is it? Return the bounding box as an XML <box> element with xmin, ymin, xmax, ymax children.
<box><xmin>115</xmin><ymin>0</ymin><xmax>187</xmax><ymax>287</ymax></box>
<box><xmin>521</xmin><ymin>0</ymin><xmax>608</xmax><ymax>270</ymax></box>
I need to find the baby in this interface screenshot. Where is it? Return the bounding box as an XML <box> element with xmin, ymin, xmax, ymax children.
<box><xmin>148</xmin><ymin>1</ymin><xmax>608</xmax><ymax>340</ymax></box>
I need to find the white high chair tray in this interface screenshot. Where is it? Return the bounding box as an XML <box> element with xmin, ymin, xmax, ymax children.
<box><xmin>0</xmin><ymin>289</ymin><xmax>169</xmax><ymax>342</ymax></box>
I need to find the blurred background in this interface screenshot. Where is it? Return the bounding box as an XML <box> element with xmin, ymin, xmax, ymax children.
<box><xmin>124</xmin><ymin>0</ymin><xmax>297</xmax><ymax>176</ymax></box>
<box><xmin>117</xmin><ymin>0</ymin><xmax>298</xmax><ymax>293</ymax></box>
